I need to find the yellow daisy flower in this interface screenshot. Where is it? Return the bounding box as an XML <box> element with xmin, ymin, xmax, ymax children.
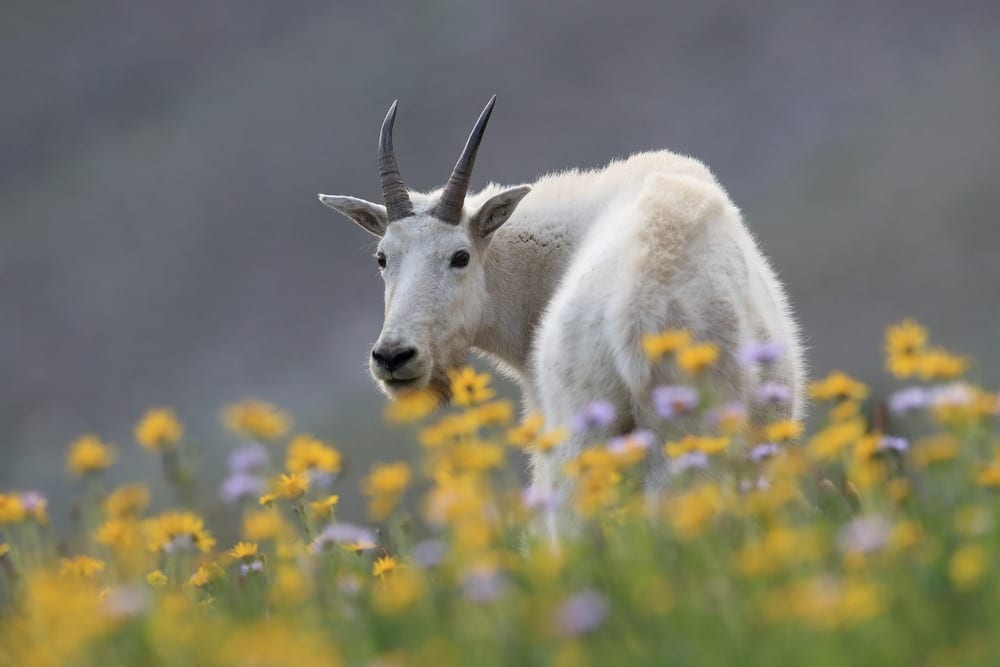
<box><xmin>134</xmin><ymin>407</ymin><xmax>183</xmax><ymax>452</ymax></box>
<box><xmin>66</xmin><ymin>435</ymin><xmax>117</xmax><ymax>476</ymax></box>
<box><xmin>448</xmin><ymin>366</ymin><xmax>495</xmax><ymax>407</ymax></box>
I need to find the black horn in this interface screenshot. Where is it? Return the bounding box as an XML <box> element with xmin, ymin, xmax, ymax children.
<box><xmin>434</xmin><ymin>95</ymin><xmax>497</xmax><ymax>224</ymax></box>
<box><xmin>378</xmin><ymin>100</ymin><xmax>414</xmax><ymax>221</ymax></box>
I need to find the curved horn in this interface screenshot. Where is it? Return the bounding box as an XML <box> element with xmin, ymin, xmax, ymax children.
<box><xmin>378</xmin><ymin>100</ymin><xmax>414</xmax><ymax>221</ymax></box>
<box><xmin>434</xmin><ymin>95</ymin><xmax>497</xmax><ymax>224</ymax></box>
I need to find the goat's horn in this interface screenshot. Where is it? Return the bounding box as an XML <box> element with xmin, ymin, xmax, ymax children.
<box><xmin>378</xmin><ymin>100</ymin><xmax>414</xmax><ymax>221</ymax></box>
<box><xmin>434</xmin><ymin>95</ymin><xmax>497</xmax><ymax>224</ymax></box>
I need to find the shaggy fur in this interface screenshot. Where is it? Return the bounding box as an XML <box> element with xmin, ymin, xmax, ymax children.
<box><xmin>320</xmin><ymin>149</ymin><xmax>805</xmax><ymax>529</ymax></box>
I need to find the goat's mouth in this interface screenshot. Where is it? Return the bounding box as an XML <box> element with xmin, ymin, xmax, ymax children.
<box><xmin>384</xmin><ymin>376</ymin><xmax>421</xmax><ymax>390</ymax></box>
<box><xmin>377</xmin><ymin>368</ymin><xmax>452</xmax><ymax>406</ymax></box>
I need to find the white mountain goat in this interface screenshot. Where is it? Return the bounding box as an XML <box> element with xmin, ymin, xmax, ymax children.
<box><xmin>319</xmin><ymin>97</ymin><xmax>805</xmax><ymax>519</ymax></box>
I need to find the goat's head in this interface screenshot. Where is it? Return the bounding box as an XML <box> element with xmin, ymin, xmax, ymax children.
<box><xmin>319</xmin><ymin>97</ymin><xmax>530</xmax><ymax>402</ymax></box>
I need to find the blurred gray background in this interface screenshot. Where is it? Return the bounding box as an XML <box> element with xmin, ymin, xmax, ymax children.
<box><xmin>3</xmin><ymin>1</ymin><xmax>999</xmax><ymax>517</ymax></box>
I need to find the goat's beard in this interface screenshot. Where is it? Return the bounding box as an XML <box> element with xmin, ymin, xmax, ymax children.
<box><xmin>427</xmin><ymin>367</ymin><xmax>453</xmax><ymax>405</ymax></box>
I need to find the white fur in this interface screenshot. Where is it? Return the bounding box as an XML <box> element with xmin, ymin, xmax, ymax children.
<box><xmin>321</xmin><ymin>149</ymin><xmax>805</xmax><ymax>523</ymax></box>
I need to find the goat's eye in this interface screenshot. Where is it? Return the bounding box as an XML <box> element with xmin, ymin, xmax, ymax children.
<box><xmin>450</xmin><ymin>250</ymin><xmax>470</xmax><ymax>268</ymax></box>
<box><xmin>376</xmin><ymin>252</ymin><xmax>387</xmax><ymax>269</ymax></box>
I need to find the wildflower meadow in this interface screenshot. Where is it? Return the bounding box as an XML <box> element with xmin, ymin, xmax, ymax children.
<box><xmin>3</xmin><ymin>320</ymin><xmax>1000</xmax><ymax>666</ymax></box>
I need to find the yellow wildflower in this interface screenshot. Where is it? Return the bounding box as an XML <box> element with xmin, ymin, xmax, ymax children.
<box><xmin>0</xmin><ymin>494</ymin><xmax>26</xmax><ymax>524</ymax></box>
<box><xmin>59</xmin><ymin>555</ymin><xmax>106</xmax><ymax>579</ymax></box>
<box><xmin>663</xmin><ymin>435</ymin><xmax>730</xmax><ymax>458</ymax></box>
<box><xmin>917</xmin><ymin>347</ymin><xmax>969</xmax><ymax>381</ymax></box>
<box><xmin>955</xmin><ymin>506</ymin><xmax>993</xmax><ymax>538</ymax></box>
<box><xmin>665</xmin><ymin>484</ymin><xmax>725</xmax><ymax>540</ymax></box>
<box><xmin>259</xmin><ymin>493</ymin><xmax>277</xmax><ymax>506</ymax></box>
<box><xmin>807</xmin><ymin>418</ymin><xmax>865</xmax><ymax>461</ymax></box>
<box><xmin>885</xmin><ymin>319</ymin><xmax>927</xmax><ymax>357</ymax></box>
<box><xmin>677</xmin><ymin>342</ymin><xmax>719</xmax><ymax>375</ymax></box>
<box><xmin>884</xmin><ymin>320</ymin><xmax>928</xmax><ymax>378</ymax></box>
<box><xmin>384</xmin><ymin>389</ymin><xmax>439</xmax><ymax>424</ymax></box>
<box><xmin>742</xmin><ymin>478</ymin><xmax>801</xmax><ymax>516</ymax></box>
<box><xmin>886</xmin><ymin>353</ymin><xmax>923</xmax><ymax>379</ymax></box>
<box><xmin>285</xmin><ymin>434</ymin><xmax>342</xmax><ymax>475</ymax></box>
<box><xmin>134</xmin><ymin>407</ymin><xmax>183</xmax><ymax>452</ymax></box>
<box><xmin>448</xmin><ymin>366</ymin><xmax>495</xmax><ymax>406</ymax></box>
<box><xmin>222</xmin><ymin>399</ymin><xmax>291</xmax><ymax>441</ymax></box>
<box><xmin>363</xmin><ymin>462</ymin><xmax>412</xmax><ymax>520</ymax></box>
<box><xmin>187</xmin><ymin>563</ymin><xmax>221</xmax><ymax>588</ymax></box>
<box><xmin>229</xmin><ymin>541</ymin><xmax>259</xmax><ymax>560</ymax></box>
<box><xmin>373</xmin><ymin>555</ymin><xmax>398</xmax><ymax>578</ymax></box>
<box><xmin>642</xmin><ymin>329</ymin><xmax>692</xmax><ymax>362</ymax></box>
<box><xmin>450</xmin><ymin>441</ymin><xmax>505</xmax><ymax>472</ymax></box>
<box><xmin>764</xmin><ymin>419</ymin><xmax>804</xmax><ymax>443</ymax></box>
<box><xmin>94</xmin><ymin>518</ymin><xmax>139</xmax><ymax>551</ymax></box>
<box><xmin>574</xmin><ymin>466</ymin><xmax>622</xmax><ymax>517</ymax></box>
<box><xmin>767</xmin><ymin>576</ymin><xmax>884</xmax><ymax>629</ymax></box>
<box><xmin>66</xmin><ymin>435</ymin><xmax>116</xmax><ymax>476</ymax></box>
<box><xmin>146</xmin><ymin>570</ymin><xmax>168</xmax><ymax>586</ymax></box>
<box><xmin>507</xmin><ymin>413</ymin><xmax>545</xmax><ymax>447</ymax></box>
<box><xmin>243</xmin><ymin>510</ymin><xmax>284</xmax><ymax>542</ymax></box>
<box><xmin>269</xmin><ymin>567</ymin><xmax>311</xmax><ymax>607</ymax></box>
<box><xmin>0</xmin><ymin>543</ymin><xmax>8</xmax><ymax>558</ymax></box>
<box><xmin>471</xmin><ymin>400</ymin><xmax>515</xmax><ymax>426</ymax></box>
<box><xmin>912</xmin><ymin>435</ymin><xmax>959</xmax><ymax>468</ymax></box>
<box><xmin>949</xmin><ymin>544</ymin><xmax>987</xmax><ymax>591</ymax></box>
<box><xmin>735</xmin><ymin>524</ymin><xmax>824</xmax><ymax>577</ymax></box>
<box><xmin>372</xmin><ymin>567</ymin><xmax>424</xmax><ymax>615</ymax></box>
<box><xmin>809</xmin><ymin>371</ymin><xmax>869</xmax><ymax>402</ymax></box>
<box><xmin>534</xmin><ymin>427</ymin><xmax>568</xmax><ymax>454</ymax></box>
<box><xmin>144</xmin><ymin>511</ymin><xmax>216</xmax><ymax>553</ymax></box>
<box><xmin>364</xmin><ymin>462</ymin><xmax>412</xmax><ymax>496</ymax></box>
<box><xmin>828</xmin><ymin>400</ymin><xmax>861</xmax><ymax>422</ymax></box>
<box><xmin>310</xmin><ymin>495</ymin><xmax>340</xmax><ymax>518</ymax></box>
<box><xmin>276</xmin><ymin>473</ymin><xmax>309</xmax><ymax>500</ymax></box>
<box><xmin>420</xmin><ymin>412</ymin><xmax>479</xmax><ymax>448</ymax></box>
<box><xmin>977</xmin><ymin>463</ymin><xmax>1000</xmax><ymax>488</ymax></box>
<box><xmin>102</xmin><ymin>483</ymin><xmax>150</xmax><ymax>519</ymax></box>
<box><xmin>890</xmin><ymin>520</ymin><xmax>922</xmax><ymax>551</ymax></box>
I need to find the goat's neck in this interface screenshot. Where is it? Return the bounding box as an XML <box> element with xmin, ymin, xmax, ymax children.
<box><xmin>472</xmin><ymin>213</ymin><xmax>586</xmax><ymax>380</ymax></box>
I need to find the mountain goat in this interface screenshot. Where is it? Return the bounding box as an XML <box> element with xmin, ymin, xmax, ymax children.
<box><xmin>319</xmin><ymin>96</ymin><xmax>805</xmax><ymax>515</ymax></box>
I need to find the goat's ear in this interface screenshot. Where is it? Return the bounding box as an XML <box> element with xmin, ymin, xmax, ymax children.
<box><xmin>469</xmin><ymin>186</ymin><xmax>531</xmax><ymax>238</ymax></box>
<box><xmin>318</xmin><ymin>194</ymin><xmax>388</xmax><ymax>237</ymax></box>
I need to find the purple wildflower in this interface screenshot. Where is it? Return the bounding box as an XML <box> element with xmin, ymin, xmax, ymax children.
<box><xmin>669</xmin><ymin>451</ymin><xmax>709</xmax><ymax>475</ymax></box>
<box><xmin>19</xmin><ymin>491</ymin><xmax>46</xmax><ymax>511</ymax></box>
<box><xmin>878</xmin><ymin>436</ymin><xmax>909</xmax><ymax>454</ymax></box>
<box><xmin>739</xmin><ymin>340</ymin><xmax>784</xmax><ymax>366</ymax></box>
<box><xmin>556</xmin><ymin>590</ymin><xmax>609</xmax><ymax>637</ymax></box>
<box><xmin>837</xmin><ymin>515</ymin><xmax>891</xmax><ymax>555</ymax></box>
<box><xmin>239</xmin><ymin>560</ymin><xmax>264</xmax><ymax>577</ymax></box>
<box><xmin>412</xmin><ymin>539</ymin><xmax>447</xmax><ymax>569</ymax></box>
<box><xmin>100</xmin><ymin>586</ymin><xmax>149</xmax><ymax>618</ymax></box>
<box><xmin>740</xmin><ymin>477</ymin><xmax>771</xmax><ymax>493</ymax></box>
<box><xmin>461</xmin><ymin>567</ymin><xmax>508</xmax><ymax>603</ymax></box>
<box><xmin>522</xmin><ymin>485</ymin><xmax>564</xmax><ymax>512</ymax></box>
<box><xmin>219</xmin><ymin>473</ymin><xmax>265</xmax><ymax>504</ymax></box>
<box><xmin>570</xmin><ymin>400</ymin><xmax>616</xmax><ymax>433</ymax></box>
<box><xmin>608</xmin><ymin>429</ymin><xmax>655</xmax><ymax>455</ymax></box>
<box><xmin>227</xmin><ymin>443</ymin><xmax>269</xmax><ymax>474</ymax></box>
<box><xmin>652</xmin><ymin>385</ymin><xmax>699</xmax><ymax>420</ymax></box>
<box><xmin>749</xmin><ymin>443</ymin><xmax>780</xmax><ymax>462</ymax></box>
<box><xmin>307</xmin><ymin>470</ymin><xmax>335</xmax><ymax>490</ymax></box>
<box><xmin>706</xmin><ymin>400</ymin><xmax>747</xmax><ymax>431</ymax></box>
<box><xmin>931</xmin><ymin>382</ymin><xmax>975</xmax><ymax>409</ymax></box>
<box><xmin>756</xmin><ymin>382</ymin><xmax>792</xmax><ymax>405</ymax></box>
<box><xmin>311</xmin><ymin>522</ymin><xmax>377</xmax><ymax>554</ymax></box>
<box><xmin>888</xmin><ymin>387</ymin><xmax>929</xmax><ymax>415</ymax></box>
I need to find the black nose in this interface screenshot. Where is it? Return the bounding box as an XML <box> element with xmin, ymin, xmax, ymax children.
<box><xmin>372</xmin><ymin>346</ymin><xmax>417</xmax><ymax>373</ymax></box>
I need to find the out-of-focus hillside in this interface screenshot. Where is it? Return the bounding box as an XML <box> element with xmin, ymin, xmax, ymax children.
<box><xmin>2</xmin><ymin>1</ymin><xmax>998</xmax><ymax>514</ymax></box>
